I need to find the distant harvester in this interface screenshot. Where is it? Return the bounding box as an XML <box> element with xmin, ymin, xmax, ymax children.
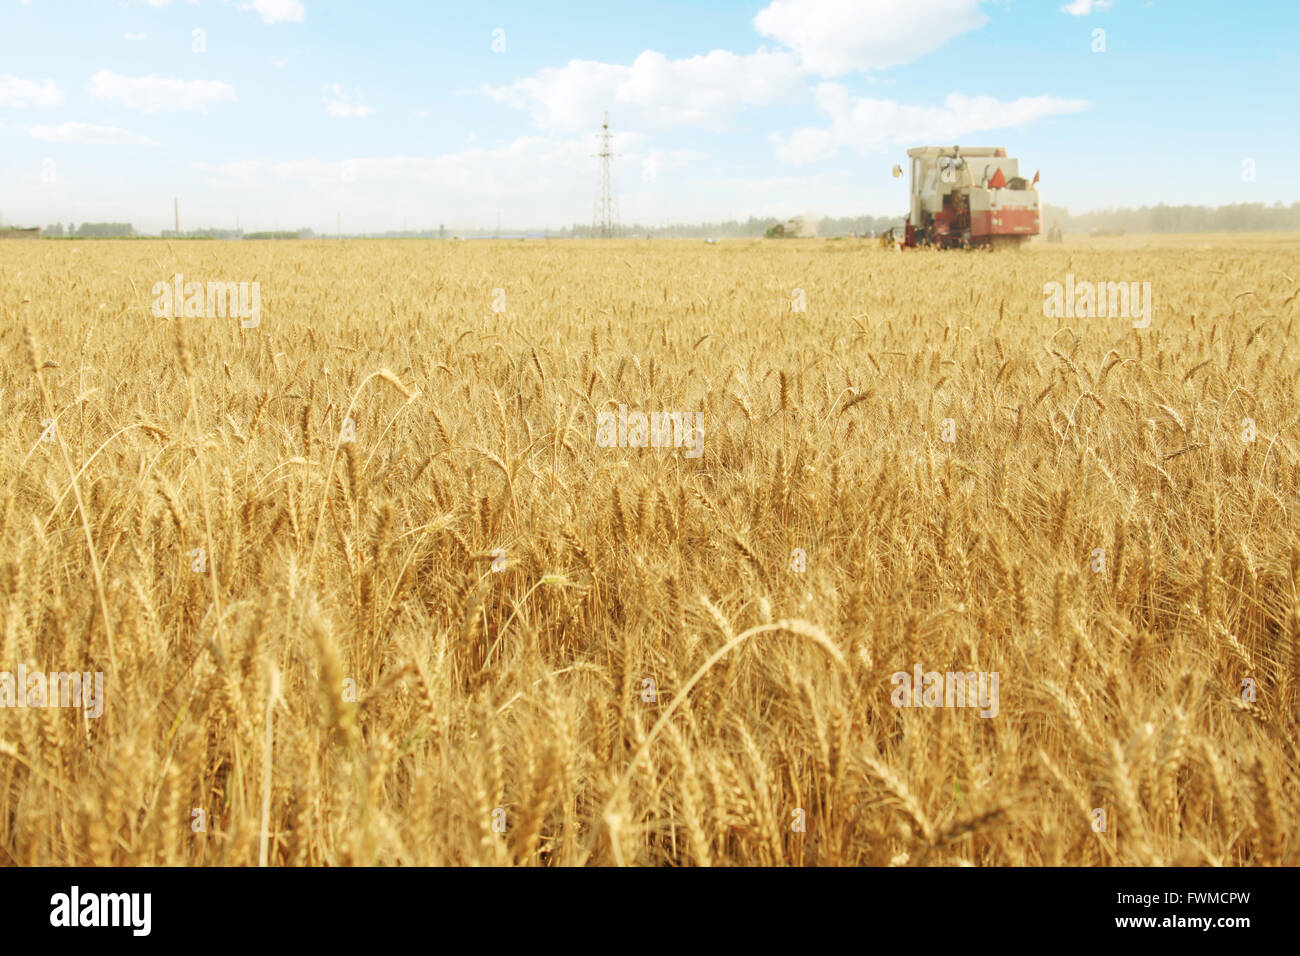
<box><xmin>892</xmin><ymin>145</ymin><xmax>1041</xmax><ymax>250</ymax></box>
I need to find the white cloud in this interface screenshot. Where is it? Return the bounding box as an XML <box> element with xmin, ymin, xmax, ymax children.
<box><xmin>640</xmin><ymin>147</ymin><xmax>708</xmax><ymax>179</ymax></box>
<box><xmin>88</xmin><ymin>70</ymin><xmax>236</xmax><ymax>112</ymax></box>
<box><xmin>29</xmin><ymin>122</ymin><xmax>156</xmax><ymax>145</ymax></box>
<box><xmin>135</xmin><ymin>0</ymin><xmax>199</xmax><ymax>6</ymax></box>
<box><xmin>165</xmin><ymin>135</ymin><xmax>946</xmax><ymax>230</ymax></box>
<box><xmin>327</xmin><ymin>102</ymin><xmax>373</xmax><ymax>118</ymax></box>
<box><xmin>191</xmin><ymin>136</ymin><xmax>604</xmax><ymax>198</ymax></box>
<box><xmin>240</xmin><ymin>0</ymin><xmax>306</xmax><ymax>24</ymax></box>
<box><xmin>124</xmin><ymin>32</ymin><xmax>148</xmax><ymax>41</ymax></box>
<box><xmin>187</xmin><ymin>133</ymin><xmax>702</xmax><ymax>228</ymax></box>
<box><xmin>323</xmin><ymin>84</ymin><xmax>373</xmax><ymax>118</ymax></box>
<box><xmin>0</xmin><ymin>74</ymin><xmax>64</xmax><ymax>108</ymax></box>
<box><xmin>484</xmin><ymin>49</ymin><xmax>804</xmax><ymax>132</ymax></box>
<box><xmin>270</xmin><ymin>58</ymin><xmax>288</xmax><ymax>69</ymax></box>
<box><xmin>771</xmin><ymin>126</ymin><xmax>839</xmax><ymax>165</ymax></box>
<box><xmin>772</xmin><ymin>85</ymin><xmax>1089</xmax><ymax>163</ymax></box>
<box><xmin>1061</xmin><ymin>0</ymin><xmax>1112</xmax><ymax>14</ymax></box>
<box><xmin>754</xmin><ymin>0</ymin><xmax>989</xmax><ymax>76</ymax></box>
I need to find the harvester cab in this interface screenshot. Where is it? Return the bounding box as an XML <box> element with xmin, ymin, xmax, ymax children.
<box><xmin>899</xmin><ymin>146</ymin><xmax>1040</xmax><ymax>249</ymax></box>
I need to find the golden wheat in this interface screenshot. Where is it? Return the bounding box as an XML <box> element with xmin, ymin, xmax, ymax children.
<box><xmin>0</xmin><ymin>234</ymin><xmax>1296</xmax><ymax>866</ymax></box>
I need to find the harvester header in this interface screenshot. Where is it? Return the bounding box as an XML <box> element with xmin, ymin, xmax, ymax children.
<box><xmin>897</xmin><ymin>145</ymin><xmax>1041</xmax><ymax>249</ymax></box>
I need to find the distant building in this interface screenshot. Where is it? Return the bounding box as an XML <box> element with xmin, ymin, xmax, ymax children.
<box><xmin>0</xmin><ymin>227</ymin><xmax>41</xmax><ymax>240</ymax></box>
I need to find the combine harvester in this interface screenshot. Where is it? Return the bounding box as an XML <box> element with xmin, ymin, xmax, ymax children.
<box><xmin>891</xmin><ymin>146</ymin><xmax>1041</xmax><ymax>250</ymax></box>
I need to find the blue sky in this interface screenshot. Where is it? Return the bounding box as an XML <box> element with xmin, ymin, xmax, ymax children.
<box><xmin>1</xmin><ymin>0</ymin><xmax>1296</xmax><ymax>233</ymax></box>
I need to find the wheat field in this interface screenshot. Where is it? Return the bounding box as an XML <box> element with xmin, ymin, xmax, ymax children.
<box><xmin>0</xmin><ymin>235</ymin><xmax>1296</xmax><ymax>866</ymax></box>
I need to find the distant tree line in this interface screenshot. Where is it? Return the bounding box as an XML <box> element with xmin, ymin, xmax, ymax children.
<box><xmin>1042</xmin><ymin>201</ymin><xmax>1300</xmax><ymax>235</ymax></box>
<box><xmin>586</xmin><ymin>203</ymin><xmax>1300</xmax><ymax>238</ymax></box>
<box><xmin>40</xmin><ymin>224</ymin><xmax>320</xmax><ymax>239</ymax></box>
<box><xmin>241</xmin><ymin>230</ymin><xmax>315</xmax><ymax>240</ymax></box>
<box><xmin>43</xmin><ymin>222</ymin><xmax>136</xmax><ymax>237</ymax></box>
<box><xmin>28</xmin><ymin>201</ymin><xmax>1300</xmax><ymax>240</ymax></box>
<box><xmin>558</xmin><ymin>214</ymin><xmax>905</xmax><ymax>238</ymax></box>
<box><xmin>160</xmin><ymin>228</ymin><xmax>245</xmax><ymax>239</ymax></box>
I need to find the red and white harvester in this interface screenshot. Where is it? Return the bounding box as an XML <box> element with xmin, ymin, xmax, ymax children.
<box><xmin>893</xmin><ymin>145</ymin><xmax>1041</xmax><ymax>249</ymax></box>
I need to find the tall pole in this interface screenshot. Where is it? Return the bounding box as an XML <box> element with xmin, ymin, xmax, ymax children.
<box><xmin>595</xmin><ymin>112</ymin><xmax>616</xmax><ymax>239</ymax></box>
<box><xmin>174</xmin><ymin>197</ymin><xmax>179</xmax><ymax>235</ymax></box>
